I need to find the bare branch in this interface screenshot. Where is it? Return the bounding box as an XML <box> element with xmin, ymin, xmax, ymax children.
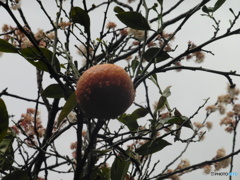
<box><xmin>153</xmin><ymin>148</ymin><xmax>240</xmax><ymax>179</ymax></box>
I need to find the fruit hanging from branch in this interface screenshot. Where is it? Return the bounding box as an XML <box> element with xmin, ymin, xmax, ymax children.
<box><xmin>76</xmin><ymin>64</ymin><xmax>135</xmax><ymax>119</ymax></box>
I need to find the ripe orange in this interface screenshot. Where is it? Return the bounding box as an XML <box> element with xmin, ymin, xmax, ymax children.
<box><xmin>76</xmin><ymin>64</ymin><xmax>135</xmax><ymax>119</ymax></box>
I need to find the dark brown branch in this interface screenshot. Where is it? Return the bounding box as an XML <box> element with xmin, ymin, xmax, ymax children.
<box><xmin>36</xmin><ymin>0</ymin><xmax>55</xmax><ymax>29</ymax></box>
<box><xmin>73</xmin><ymin>110</ymin><xmax>84</xmax><ymax>180</ymax></box>
<box><xmin>226</xmin><ymin>10</ymin><xmax>240</xmax><ymax>33</ymax></box>
<box><xmin>162</xmin><ymin>0</ymin><xmax>210</xmax><ymax>28</ymax></box>
<box><xmin>229</xmin><ymin>118</ymin><xmax>239</xmax><ymax>180</ymax></box>
<box><xmin>39</xmin><ymin>160</ymin><xmax>72</xmax><ymax>172</ymax></box>
<box><xmin>150</xmin><ymin>0</ymin><xmax>184</xmax><ymax>23</ymax></box>
<box><xmin>87</xmin><ymin>2</ymin><xmax>109</xmax><ymax>12</ymax></box>
<box><xmin>154</xmin><ymin>148</ymin><xmax>240</xmax><ymax>179</ymax></box>
<box><xmin>113</xmin><ymin>0</ymin><xmax>134</xmax><ymax>11</ymax></box>
<box><xmin>161</xmin><ymin>141</ymin><xmax>191</xmax><ymax>175</ymax></box>
<box><xmin>160</xmin><ymin>66</ymin><xmax>239</xmax><ymax>87</ymax></box>
<box><xmin>31</xmin><ymin>98</ymin><xmax>60</xmax><ymax>179</ymax></box>
<box><xmin>0</xmin><ymin>88</ymin><xmax>46</xmax><ymax>105</ymax></box>
<box><xmin>17</xmin><ymin>8</ymin><xmax>32</xmax><ymax>31</ymax></box>
<box><xmin>155</xmin><ymin>27</ymin><xmax>240</xmax><ymax>75</ymax></box>
<box><xmin>132</xmin><ymin>25</ymin><xmax>240</xmax><ymax>88</ymax></box>
<box><xmin>74</xmin><ymin>119</ymin><xmax>104</xmax><ymax>180</ymax></box>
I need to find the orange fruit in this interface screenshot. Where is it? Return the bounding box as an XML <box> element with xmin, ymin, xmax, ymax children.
<box><xmin>76</xmin><ymin>64</ymin><xmax>135</xmax><ymax>119</ymax></box>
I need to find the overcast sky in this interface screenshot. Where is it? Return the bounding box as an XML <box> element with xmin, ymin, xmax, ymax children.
<box><xmin>0</xmin><ymin>0</ymin><xmax>240</xmax><ymax>179</ymax></box>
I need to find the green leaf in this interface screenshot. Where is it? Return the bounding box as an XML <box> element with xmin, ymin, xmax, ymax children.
<box><xmin>153</xmin><ymin>86</ymin><xmax>171</xmax><ymax>113</ymax></box>
<box><xmin>42</xmin><ymin>84</ymin><xmax>65</xmax><ymax>98</ymax></box>
<box><xmin>161</xmin><ymin>116</ymin><xmax>193</xmax><ymax>129</ymax></box>
<box><xmin>20</xmin><ymin>48</ymin><xmax>49</xmax><ymax>71</ymax></box>
<box><xmin>116</xmin><ymin>12</ymin><xmax>150</xmax><ymax>30</ymax></box>
<box><xmin>135</xmin><ymin>138</ymin><xmax>171</xmax><ymax>155</ymax></box>
<box><xmin>117</xmin><ymin>108</ymin><xmax>148</xmax><ymax>131</ymax></box>
<box><xmin>131</xmin><ymin>58</ymin><xmax>139</xmax><ymax>74</ymax></box>
<box><xmin>80</xmin><ymin>166</ymin><xmax>110</xmax><ymax>180</ymax></box>
<box><xmin>2</xmin><ymin>169</ymin><xmax>29</xmax><ymax>180</ymax></box>
<box><xmin>41</xmin><ymin>48</ymin><xmax>60</xmax><ymax>72</ymax></box>
<box><xmin>143</xmin><ymin>48</ymin><xmax>170</xmax><ymax>63</ymax></box>
<box><xmin>157</xmin><ymin>0</ymin><xmax>163</xmax><ymax>6</ymax></box>
<box><xmin>92</xmin><ymin>148</ymin><xmax>112</xmax><ymax>155</ymax></box>
<box><xmin>162</xmin><ymin>86</ymin><xmax>171</xmax><ymax>97</ymax></box>
<box><xmin>0</xmin><ymin>39</ymin><xmax>18</xmax><ymax>53</ymax></box>
<box><xmin>0</xmin><ymin>98</ymin><xmax>9</xmax><ymax>143</ymax></box>
<box><xmin>156</xmin><ymin>96</ymin><xmax>167</xmax><ymax>111</ymax></box>
<box><xmin>114</xmin><ymin>6</ymin><xmax>125</xmax><ymax>13</ymax></box>
<box><xmin>148</xmin><ymin>73</ymin><xmax>158</xmax><ymax>86</ymax></box>
<box><xmin>111</xmin><ymin>156</ymin><xmax>130</xmax><ymax>180</ymax></box>
<box><xmin>0</xmin><ymin>131</ymin><xmax>15</xmax><ymax>171</ymax></box>
<box><xmin>202</xmin><ymin>0</ymin><xmax>226</xmax><ymax>13</ymax></box>
<box><xmin>87</xmin><ymin>167</ymin><xmax>110</xmax><ymax>180</ymax></box>
<box><xmin>100</xmin><ymin>167</ymin><xmax>111</xmax><ymax>180</ymax></box>
<box><xmin>148</xmin><ymin>74</ymin><xmax>162</xmax><ymax>93</ymax></box>
<box><xmin>214</xmin><ymin>0</ymin><xmax>226</xmax><ymax>10</ymax></box>
<box><xmin>202</xmin><ymin>6</ymin><xmax>210</xmax><ymax>13</ymax></box>
<box><xmin>117</xmin><ymin>114</ymin><xmax>139</xmax><ymax>131</ymax></box>
<box><xmin>131</xmin><ymin>107</ymin><xmax>149</xmax><ymax>118</ymax></box>
<box><xmin>19</xmin><ymin>48</ymin><xmax>60</xmax><ymax>72</ymax></box>
<box><xmin>70</xmin><ymin>7</ymin><xmax>90</xmax><ymax>34</ymax></box>
<box><xmin>57</xmin><ymin>92</ymin><xmax>78</xmax><ymax>127</ymax></box>
<box><xmin>125</xmin><ymin>148</ymin><xmax>141</xmax><ymax>165</ymax></box>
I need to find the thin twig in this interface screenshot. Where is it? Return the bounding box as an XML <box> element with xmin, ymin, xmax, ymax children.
<box><xmin>161</xmin><ymin>141</ymin><xmax>191</xmax><ymax>174</ymax></box>
<box><xmin>0</xmin><ymin>88</ymin><xmax>46</xmax><ymax>106</ymax></box>
<box><xmin>229</xmin><ymin>118</ymin><xmax>239</xmax><ymax>180</ymax></box>
<box><xmin>153</xmin><ymin>148</ymin><xmax>240</xmax><ymax>179</ymax></box>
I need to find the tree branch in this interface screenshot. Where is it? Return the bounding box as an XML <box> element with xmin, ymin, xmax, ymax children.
<box><xmin>135</xmin><ymin>65</ymin><xmax>240</xmax><ymax>89</ymax></box>
<box><xmin>154</xmin><ymin>148</ymin><xmax>240</xmax><ymax>179</ymax></box>
<box><xmin>0</xmin><ymin>88</ymin><xmax>46</xmax><ymax>106</ymax></box>
<box><xmin>31</xmin><ymin>98</ymin><xmax>60</xmax><ymax>179</ymax></box>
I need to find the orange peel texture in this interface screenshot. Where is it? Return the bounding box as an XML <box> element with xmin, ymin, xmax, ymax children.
<box><xmin>76</xmin><ymin>64</ymin><xmax>135</xmax><ymax>119</ymax></box>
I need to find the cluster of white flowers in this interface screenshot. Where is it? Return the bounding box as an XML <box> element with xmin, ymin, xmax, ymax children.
<box><xmin>67</xmin><ymin>111</ymin><xmax>77</xmax><ymax>123</ymax></box>
<box><xmin>127</xmin><ymin>28</ymin><xmax>147</xmax><ymax>41</ymax></box>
